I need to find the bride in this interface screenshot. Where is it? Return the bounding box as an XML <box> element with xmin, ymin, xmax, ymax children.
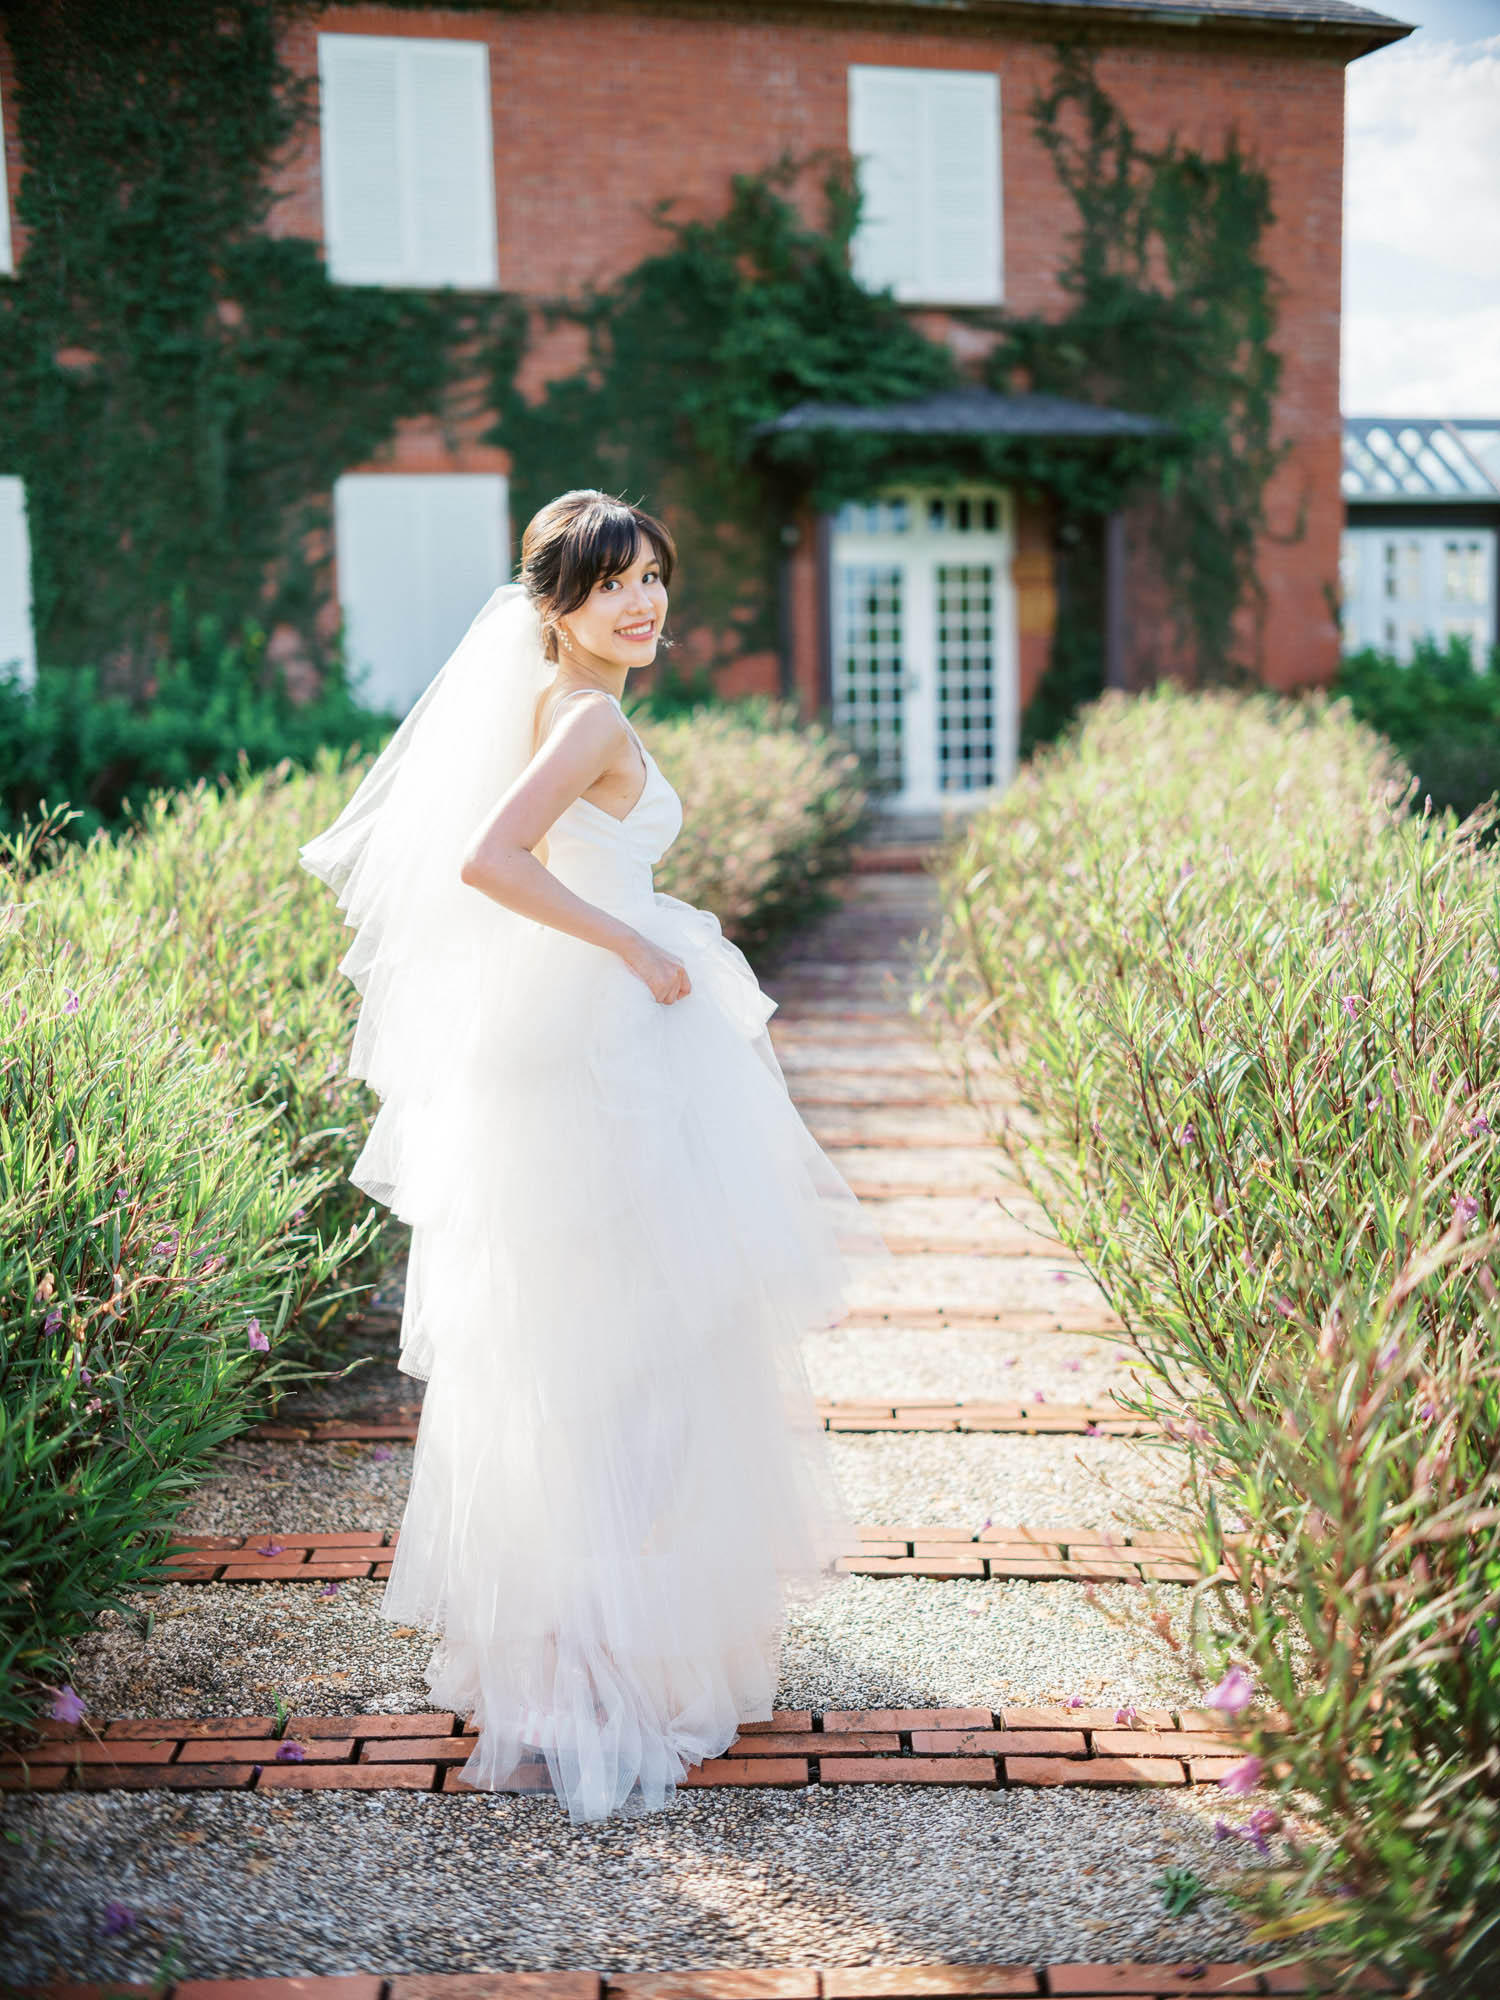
<box><xmin>299</xmin><ymin>487</ymin><xmax>888</xmax><ymax>1823</ymax></box>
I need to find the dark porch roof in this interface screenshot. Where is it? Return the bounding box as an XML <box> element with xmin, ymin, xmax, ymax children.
<box><xmin>754</xmin><ymin>387</ymin><xmax>1172</xmax><ymax>441</ymax></box>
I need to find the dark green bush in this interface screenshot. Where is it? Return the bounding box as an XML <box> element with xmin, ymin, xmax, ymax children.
<box><xmin>1332</xmin><ymin>635</ymin><xmax>1500</xmax><ymax>829</ymax></box>
<box><xmin>0</xmin><ymin>586</ymin><xmax>398</xmax><ymax>844</ymax></box>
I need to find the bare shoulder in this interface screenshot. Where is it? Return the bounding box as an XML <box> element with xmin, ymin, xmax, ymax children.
<box><xmin>533</xmin><ymin>685</ymin><xmax>626</xmax><ymax>757</ymax></box>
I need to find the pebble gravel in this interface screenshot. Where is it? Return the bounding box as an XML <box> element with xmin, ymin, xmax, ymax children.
<box><xmin>827</xmin><ymin>1432</ymin><xmax>1191</xmax><ymax>1532</ymax></box>
<box><xmin>803</xmin><ymin>1324</ymin><xmax>1142</xmax><ymax>1406</ymax></box>
<box><xmin>0</xmin><ymin>1783</ymin><xmax>1268</xmax><ymax>1983</ymax></box>
<box><xmin>64</xmin><ymin>1570</ymin><xmax>1212</xmax><ymax>1724</ymax></box>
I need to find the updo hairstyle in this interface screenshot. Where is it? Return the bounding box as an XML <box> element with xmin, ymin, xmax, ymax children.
<box><xmin>519</xmin><ymin>489</ymin><xmax>677</xmax><ymax>663</ymax></box>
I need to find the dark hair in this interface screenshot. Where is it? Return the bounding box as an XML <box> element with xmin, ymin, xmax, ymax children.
<box><xmin>520</xmin><ymin>489</ymin><xmax>677</xmax><ymax>662</ymax></box>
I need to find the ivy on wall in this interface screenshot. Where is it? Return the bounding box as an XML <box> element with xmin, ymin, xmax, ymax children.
<box><xmin>986</xmin><ymin>47</ymin><xmax>1287</xmax><ymax>685</ymax></box>
<box><xmin>1</xmin><ymin>8</ymin><xmax>1282</xmax><ymax>718</ymax></box>
<box><xmin>0</xmin><ymin>1</ymin><xmax>521</xmax><ymax>679</ymax></box>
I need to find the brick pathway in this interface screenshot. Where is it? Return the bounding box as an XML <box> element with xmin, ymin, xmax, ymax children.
<box><xmin>2</xmin><ymin>851</ymin><xmax>1306</xmax><ymax>1991</ymax></box>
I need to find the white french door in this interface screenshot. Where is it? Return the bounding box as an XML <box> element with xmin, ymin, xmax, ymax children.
<box><xmin>830</xmin><ymin>488</ymin><xmax>1018</xmax><ymax>813</ymax></box>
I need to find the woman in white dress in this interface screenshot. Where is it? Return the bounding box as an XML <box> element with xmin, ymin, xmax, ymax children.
<box><xmin>299</xmin><ymin>488</ymin><xmax>887</xmax><ymax>1823</ymax></box>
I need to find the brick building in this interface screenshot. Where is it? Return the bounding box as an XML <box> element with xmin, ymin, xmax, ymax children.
<box><xmin>0</xmin><ymin>0</ymin><xmax>1411</xmax><ymax>814</ymax></box>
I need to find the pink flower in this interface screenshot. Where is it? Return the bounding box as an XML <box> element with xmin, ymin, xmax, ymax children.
<box><xmin>1207</xmin><ymin>1665</ymin><xmax>1254</xmax><ymax>1713</ymax></box>
<box><xmin>1218</xmin><ymin>1754</ymin><xmax>1263</xmax><ymax>1797</ymax></box>
<box><xmin>62</xmin><ymin>989</ymin><xmax>80</xmax><ymax>1015</ymax></box>
<box><xmin>1115</xmin><ymin>1705</ymin><xmax>1139</xmax><ymax>1726</ymax></box>
<box><xmin>247</xmin><ymin>1318</ymin><xmax>269</xmax><ymax>1352</ymax></box>
<box><xmin>1065</xmin><ymin>1695</ymin><xmax>1085</xmax><ymax>1710</ymax></box>
<box><xmin>1032</xmin><ymin>1390</ymin><xmax>1047</xmax><ymax>1404</ymax></box>
<box><xmin>1341</xmin><ymin>995</ymin><xmax>1358</xmax><ymax>1020</ymax></box>
<box><xmin>48</xmin><ymin>1683</ymin><xmax>87</xmax><ymax>1724</ymax></box>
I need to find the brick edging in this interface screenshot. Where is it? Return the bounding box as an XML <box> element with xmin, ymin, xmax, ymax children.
<box><xmin>0</xmin><ymin>1956</ymin><xmax>1401</xmax><ymax>1998</ymax></box>
<box><xmin>145</xmin><ymin>1524</ymin><xmax>1210</xmax><ymax>1587</ymax></box>
<box><xmin>2</xmin><ymin>1705</ymin><xmax>1280</xmax><ymax>1796</ymax></box>
<box><xmin>244</xmin><ymin>1404</ymin><xmax>1153</xmax><ymax>1446</ymax></box>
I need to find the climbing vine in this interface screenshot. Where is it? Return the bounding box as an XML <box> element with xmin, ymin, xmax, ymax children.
<box><xmin>0</xmin><ymin>1</ymin><xmax>521</xmax><ymax>679</ymax></box>
<box><xmin>987</xmin><ymin>47</ymin><xmax>1288</xmax><ymax>684</ymax></box>
<box><xmin>2</xmin><ymin>11</ymin><xmax>1283</xmax><ymax>711</ymax></box>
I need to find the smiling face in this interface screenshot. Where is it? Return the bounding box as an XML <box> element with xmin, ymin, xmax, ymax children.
<box><xmin>554</xmin><ymin>536</ymin><xmax>669</xmax><ymax>671</ymax></box>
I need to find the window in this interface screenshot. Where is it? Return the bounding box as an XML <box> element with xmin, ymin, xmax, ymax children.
<box><xmin>1444</xmin><ymin>538</ymin><xmax>1487</xmax><ymax>605</ymax></box>
<box><xmin>318</xmin><ymin>34</ymin><xmax>497</xmax><ymax>287</ymax></box>
<box><xmin>333</xmin><ymin>474</ymin><xmax>509</xmax><ymax>714</ymax></box>
<box><xmin>0</xmin><ymin>477</ymin><xmax>36</xmax><ymax>685</ymax></box>
<box><xmin>1342</xmin><ymin>524</ymin><xmax>1496</xmax><ymax>664</ymax></box>
<box><xmin>847</xmin><ymin>65</ymin><xmax>1001</xmax><ymax>305</ymax></box>
<box><xmin>0</xmin><ymin>71</ymin><xmax>12</xmax><ymax>276</ymax></box>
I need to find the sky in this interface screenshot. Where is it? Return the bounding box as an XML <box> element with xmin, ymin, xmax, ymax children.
<box><xmin>1342</xmin><ymin>0</ymin><xmax>1500</xmax><ymax>414</ymax></box>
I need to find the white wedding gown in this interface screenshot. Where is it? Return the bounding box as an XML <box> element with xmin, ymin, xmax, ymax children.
<box><xmin>372</xmin><ymin>694</ymin><xmax>888</xmax><ymax>1821</ymax></box>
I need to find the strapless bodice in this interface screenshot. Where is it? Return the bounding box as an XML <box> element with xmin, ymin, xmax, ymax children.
<box><xmin>543</xmin><ymin>715</ymin><xmax>683</xmax><ymax>918</ymax></box>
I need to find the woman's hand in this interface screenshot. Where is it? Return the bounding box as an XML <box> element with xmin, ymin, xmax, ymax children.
<box><xmin>621</xmin><ymin>933</ymin><xmax>692</xmax><ymax>1004</ymax></box>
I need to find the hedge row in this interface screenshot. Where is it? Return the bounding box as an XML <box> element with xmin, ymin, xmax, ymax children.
<box><xmin>921</xmin><ymin>684</ymin><xmax>1500</xmax><ymax>1996</ymax></box>
<box><xmin>0</xmin><ymin>702</ymin><xmax>867</xmax><ymax>1736</ymax></box>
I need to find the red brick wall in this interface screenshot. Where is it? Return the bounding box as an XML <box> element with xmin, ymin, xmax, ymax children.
<box><xmin>4</xmin><ymin>3</ymin><xmax>1355</xmax><ymax>700</ymax></box>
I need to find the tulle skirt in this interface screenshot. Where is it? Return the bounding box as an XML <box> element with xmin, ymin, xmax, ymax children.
<box><xmin>370</xmin><ymin>890</ymin><xmax>885</xmax><ymax>1821</ymax></box>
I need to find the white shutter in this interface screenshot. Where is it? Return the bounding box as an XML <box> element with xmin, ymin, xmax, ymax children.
<box><xmin>0</xmin><ymin>71</ymin><xmax>13</xmax><ymax>276</ymax></box>
<box><xmin>406</xmin><ymin>43</ymin><xmax>497</xmax><ymax>287</ymax></box>
<box><xmin>925</xmin><ymin>72</ymin><xmax>1001</xmax><ymax>305</ymax></box>
<box><xmin>319</xmin><ymin>35</ymin><xmax>496</xmax><ymax>287</ymax></box>
<box><xmin>848</xmin><ymin>67</ymin><xmax>925</xmax><ymax>298</ymax></box>
<box><xmin>319</xmin><ymin>37</ymin><xmax>406</xmax><ymax>284</ymax></box>
<box><xmin>334</xmin><ymin>474</ymin><xmax>509</xmax><ymax>714</ymax></box>
<box><xmin>847</xmin><ymin>65</ymin><xmax>1002</xmax><ymax>306</ymax></box>
<box><xmin>0</xmin><ymin>477</ymin><xmax>36</xmax><ymax>686</ymax></box>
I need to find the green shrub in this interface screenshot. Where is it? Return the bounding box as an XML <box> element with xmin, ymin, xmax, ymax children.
<box><xmin>920</xmin><ymin>684</ymin><xmax>1500</xmax><ymax>1995</ymax></box>
<box><xmin>0</xmin><ymin>586</ymin><xmax>397</xmax><ymax>845</ymax></box>
<box><xmin>1</xmin><ymin>699</ymin><xmax>867</xmax><ymax>1734</ymax></box>
<box><xmin>1332</xmin><ymin>635</ymin><xmax>1500</xmax><ymax>831</ymax></box>
<box><xmin>0</xmin><ymin>811</ymin><xmax>360</xmax><ymax>1739</ymax></box>
<box><xmin>642</xmin><ymin>697</ymin><xmax>868</xmax><ymax>950</ymax></box>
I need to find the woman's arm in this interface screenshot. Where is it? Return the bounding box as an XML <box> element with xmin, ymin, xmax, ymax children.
<box><xmin>459</xmin><ymin>696</ymin><xmax>690</xmax><ymax>1001</ymax></box>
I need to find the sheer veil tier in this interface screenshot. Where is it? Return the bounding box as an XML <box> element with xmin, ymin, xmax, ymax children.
<box><xmin>299</xmin><ymin>579</ymin><xmax>890</xmax><ymax>1821</ymax></box>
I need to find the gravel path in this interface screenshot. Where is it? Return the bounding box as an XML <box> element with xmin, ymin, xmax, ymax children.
<box><xmin>0</xmin><ymin>1784</ymin><xmax>1266</xmax><ymax>1984</ymax></box>
<box><xmin>64</xmin><ymin>1570</ymin><xmax>1212</xmax><ymax>1724</ymax></box>
<box><xmin>20</xmin><ymin>865</ymin><xmax>1247</xmax><ymax>1984</ymax></box>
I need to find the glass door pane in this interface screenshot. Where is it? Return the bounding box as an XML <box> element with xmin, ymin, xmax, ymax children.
<box><xmin>832</xmin><ymin>561</ymin><xmax>905</xmax><ymax>791</ymax></box>
<box><xmin>935</xmin><ymin>562</ymin><xmax>996</xmax><ymax>791</ymax></box>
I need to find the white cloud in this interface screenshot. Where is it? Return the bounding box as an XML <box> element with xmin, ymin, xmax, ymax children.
<box><xmin>1342</xmin><ymin>34</ymin><xmax>1500</xmax><ymax>413</ymax></box>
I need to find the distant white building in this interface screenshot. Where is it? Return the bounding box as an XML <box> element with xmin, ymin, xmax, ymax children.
<box><xmin>1341</xmin><ymin>418</ymin><xmax>1500</xmax><ymax>664</ymax></box>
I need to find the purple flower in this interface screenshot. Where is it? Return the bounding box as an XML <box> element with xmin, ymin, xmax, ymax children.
<box><xmin>48</xmin><ymin>1683</ymin><xmax>87</xmax><ymax>1724</ymax></box>
<box><xmin>1274</xmin><ymin>1294</ymin><xmax>1296</xmax><ymax>1320</ymax></box>
<box><xmin>1367</xmin><ymin>1093</ymin><xmax>1383</xmax><ymax>1112</ymax></box>
<box><xmin>1176</xmin><ymin>1121</ymin><xmax>1196</xmax><ymax>1145</ymax></box>
<box><xmin>275</xmin><ymin>1741</ymin><xmax>305</xmax><ymax>1762</ymax></box>
<box><xmin>1452</xmin><ymin>1193</ymin><xmax>1480</xmax><ymax>1225</ymax></box>
<box><xmin>255</xmin><ymin>1541</ymin><xmax>286</xmax><ymax>1557</ymax></box>
<box><xmin>1341</xmin><ymin>995</ymin><xmax>1358</xmax><ymax>1020</ymax></box>
<box><xmin>1115</xmin><ymin>1705</ymin><xmax>1139</xmax><ymax>1726</ymax></box>
<box><xmin>291</xmin><ymin>1206</ymin><xmax>308</xmax><ymax>1223</ymax></box>
<box><xmin>981</xmin><ymin>1516</ymin><xmax>993</xmax><ymax>1531</ymax></box>
<box><xmin>1218</xmin><ymin>1754</ymin><xmax>1263</xmax><ymax>1797</ymax></box>
<box><xmin>1468</xmin><ymin>1115</ymin><xmax>1491</xmax><ymax>1137</ymax></box>
<box><xmin>247</xmin><ymin>1318</ymin><xmax>269</xmax><ymax>1352</ymax></box>
<box><xmin>1065</xmin><ymin>1695</ymin><xmax>1085</xmax><ymax>1710</ymax></box>
<box><xmin>152</xmin><ymin>1228</ymin><xmax>179</xmax><ymax>1257</ymax></box>
<box><xmin>79</xmin><ymin>1365</ymin><xmax>92</xmax><ymax>1384</ymax></box>
<box><xmin>100</xmin><ymin>1902</ymin><xmax>135</xmax><ymax>1936</ymax></box>
<box><xmin>1207</xmin><ymin>1665</ymin><xmax>1254</xmax><ymax>1713</ymax></box>
<box><xmin>371</xmin><ymin>1445</ymin><xmax>393</xmax><ymax>1461</ymax></box>
<box><xmin>1212</xmin><ymin>1818</ymin><xmax>1235</xmax><ymax>1842</ymax></box>
<box><xmin>43</xmin><ymin>1308</ymin><xmax>63</xmax><ymax>1337</ymax></box>
<box><xmin>318</xmin><ymin>1581</ymin><xmax>341</xmax><ymax>1597</ymax></box>
<box><xmin>1378</xmin><ymin>1340</ymin><xmax>1401</xmax><ymax>1368</ymax></box>
<box><xmin>1248</xmin><ymin>1806</ymin><xmax>1281</xmax><ymax>1837</ymax></box>
<box><xmin>62</xmin><ymin>988</ymin><xmax>80</xmax><ymax>1015</ymax></box>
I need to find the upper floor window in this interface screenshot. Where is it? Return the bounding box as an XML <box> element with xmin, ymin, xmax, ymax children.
<box><xmin>0</xmin><ymin>70</ymin><xmax>14</xmax><ymax>276</ymax></box>
<box><xmin>847</xmin><ymin>65</ymin><xmax>1002</xmax><ymax>307</ymax></box>
<box><xmin>317</xmin><ymin>34</ymin><xmax>498</xmax><ymax>288</ymax></box>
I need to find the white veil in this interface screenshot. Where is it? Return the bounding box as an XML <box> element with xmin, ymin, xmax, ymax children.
<box><xmin>299</xmin><ymin>582</ymin><xmax>556</xmax><ymax>1272</ymax></box>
